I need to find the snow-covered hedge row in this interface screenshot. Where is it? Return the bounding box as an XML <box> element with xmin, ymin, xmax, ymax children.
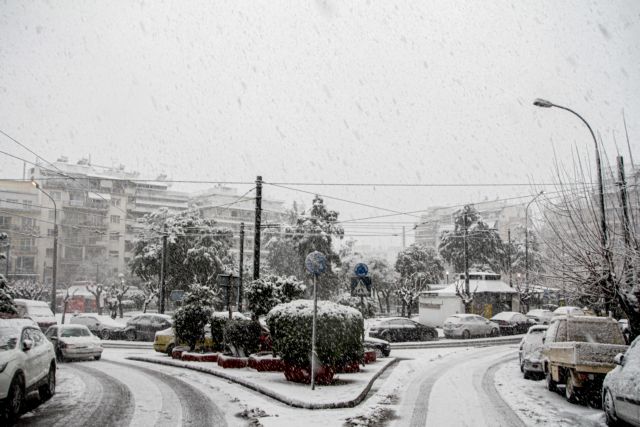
<box><xmin>210</xmin><ymin>311</ymin><xmax>249</xmax><ymax>351</ymax></box>
<box><xmin>224</xmin><ymin>319</ymin><xmax>261</xmax><ymax>357</ymax></box>
<box><xmin>266</xmin><ymin>299</ymin><xmax>364</xmax><ymax>368</ymax></box>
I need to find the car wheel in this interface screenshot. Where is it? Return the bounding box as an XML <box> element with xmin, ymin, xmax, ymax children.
<box><xmin>565</xmin><ymin>374</ymin><xmax>580</xmax><ymax>403</ymax></box>
<box><xmin>6</xmin><ymin>374</ymin><xmax>24</xmax><ymax>421</ymax></box>
<box><xmin>462</xmin><ymin>330</ymin><xmax>470</xmax><ymax>339</ymax></box>
<box><xmin>545</xmin><ymin>371</ymin><xmax>557</xmax><ymax>392</ymax></box>
<box><xmin>94</xmin><ymin>354</ymin><xmax>102</xmax><ymax>361</ymax></box>
<box><xmin>39</xmin><ymin>363</ymin><xmax>56</xmax><ymax>401</ymax></box>
<box><xmin>126</xmin><ymin>329</ymin><xmax>137</xmax><ymax>341</ymax></box>
<box><xmin>56</xmin><ymin>348</ymin><xmax>66</xmax><ymax>363</ymax></box>
<box><xmin>100</xmin><ymin>329</ymin><xmax>111</xmax><ymax>340</ymax></box>
<box><xmin>523</xmin><ymin>369</ymin><xmax>530</xmax><ymax>380</ymax></box>
<box><xmin>491</xmin><ymin>328</ymin><xmax>499</xmax><ymax>337</ymax></box>
<box><xmin>519</xmin><ymin>358</ymin><xmax>524</xmax><ymax>373</ymax></box>
<box><xmin>373</xmin><ymin>347</ymin><xmax>384</xmax><ymax>358</ymax></box>
<box><xmin>166</xmin><ymin>343</ymin><xmax>175</xmax><ymax>356</ymax></box>
<box><xmin>603</xmin><ymin>389</ymin><xmax>620</xmax><ymax>426</ymax></box>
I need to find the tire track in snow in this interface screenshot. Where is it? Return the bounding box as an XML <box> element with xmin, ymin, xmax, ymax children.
<box><xmin>103</xmin><ymin>360</ymin><xmax>227</xmax><ymax>427</ymax></box>
<box><xmin>480</xmin><ymin>354</ymin><xmax>525</xmax><ymax>427</ymax></box>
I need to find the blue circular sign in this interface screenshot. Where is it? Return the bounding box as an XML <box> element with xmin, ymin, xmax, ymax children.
<box><xmin>305</xmin><ymin>251</ymin><xmax>327</xmax><ymax>275</ymax></box>
<box><xmin>354</xmin><ymin>263</ymin><xmax>368</xmax><ymax>277</ymax></box>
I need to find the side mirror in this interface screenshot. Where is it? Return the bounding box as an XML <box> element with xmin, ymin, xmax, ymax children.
<box><xmin>22</xmin><ymin>339</ymin><xmax>33</xmax><ymax>351</ymax></box>
<box><xmin>613</xmin><ymin>353</ymin><xmax>625</xmax><ymax>366</ymax></box>
<box><xmin>542</xmin><ymin>337</ymin><xmax>546</xmax><ymax>344</ymax></box>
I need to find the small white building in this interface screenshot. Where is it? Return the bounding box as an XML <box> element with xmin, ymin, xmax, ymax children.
<box><xmin>418</xmin><ymin>272</ymin><xmax>518</xmax><ymax>327</ymax></box>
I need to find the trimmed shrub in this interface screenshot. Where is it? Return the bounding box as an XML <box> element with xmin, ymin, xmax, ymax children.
<box><xmin>173</xmin><ymin>284</ymin><xmax>216</xmax><ymax>351</ymax></box>
<box><xmin>224</xmin><ymin>319</ymin><xmax>262</xmax><ymax>357</ymax></box>
<box><xmin>210</xmin><ymin>311</ymin><xmax>249</xmax><ymax>351</ymax></box>
<box><xmin>266</xmin><ymin>299</ymin><xmax>364</xmax><ymax>370</ymax></box>
<box><xmin>245</xmin><ymin>275</ymin><xmax>306</xmax><ymax>319</ymax></box>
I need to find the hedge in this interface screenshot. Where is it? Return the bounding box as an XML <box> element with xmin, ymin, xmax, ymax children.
<box><xmin>266</xmin><ymin>299</ymin><xmax>364</xmax><ymax>368</ymax></box>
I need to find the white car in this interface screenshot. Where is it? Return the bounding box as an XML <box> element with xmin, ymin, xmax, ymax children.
<box><xmin>603</xmin><ymin>336</ymin><xmax>640</xmax><ymax>427</ymax></box>
<box><xmin>13</xmin><ymin>299</ymin><xmax>57</xmax><ymax>332</ymax></box>
<box><xmin>518</xmin><ymin>324</ymin><xmax>548</xmax><ymax>379</ymax></box>
<box><xmin>0</xmin><ymin>318</ymin><xmax>56</xmax><ymax>421</ymax></box>
<box><xmin>44</xmin><ymin>325</ymin><xmax>103</xmax><ymax>362</ymax></box>
<box><xmin>552</xmin><ymin>306</ymin><xmax>585</xmax><ymax>318</ymax></box>
<box><xmin>443</xmin><ymin>314</ymin><xmax>500</xmax><ymax>339</ymax></box>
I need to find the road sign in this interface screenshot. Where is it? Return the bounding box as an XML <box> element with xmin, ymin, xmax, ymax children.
<box><xmin>305</xmin><ymin>251</ymin><xmax>327</xmax><ymax>276</ymax></box>
<box><xmin>350</xmin><ymin>276</ymin><xmax>372</xmax><ymax>297</ymax></box>
<box><xmin>354</xmin><ymin>263</ymin><xmax>368</xmax><ymax>277</ymax></box>
<box><xmin>169</xmin><ymin>290</ymin><xmax>185</xmax><ymax>302</ymax></box>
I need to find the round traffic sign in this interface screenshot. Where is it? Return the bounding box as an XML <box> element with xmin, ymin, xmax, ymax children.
<box><xmin>305</xmin><ymin>251</ymin><xmax>327</xmax><ymax>275</ymax></box>
<box><xmin>354</xmin><ymin>263</ymin><xmax>368</xmax><ymax>277</ymax></box>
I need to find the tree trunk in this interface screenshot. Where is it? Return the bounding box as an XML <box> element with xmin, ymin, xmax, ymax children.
<box><xmin>118</xmin><ymin>297</ymin><xmax>124</xmax><ymax>318</ymax></box>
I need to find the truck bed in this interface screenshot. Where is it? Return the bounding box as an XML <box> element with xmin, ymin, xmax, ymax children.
<box><xmin>547</xmin><ymin>341</ymin><xmax>628</xmax><ymax>371</ymax></box>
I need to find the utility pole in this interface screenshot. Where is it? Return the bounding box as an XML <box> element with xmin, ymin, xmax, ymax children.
<box><xmin>238</xmin><ymin>222</ymin><xmax>245</xmax><ymax>312</ymax></box>
<box><xmin>507</xmin><ymin>229</ymin><xmax>512</xmax><ymax>287</ymax></box>
<box><xmin>463</xmin><ymin>208</ymin><xmax>470</xmax><ymax>305</ymax></box>
<box><xmin>159</xmin><ymin>222</ymin><xmax>167</xmax><ymax>314</ymax></box>
<box><xmin>96</xmin><ymin>263</ymin><xmax>99</xmax><ymax>285</ymax></box>
<box><xmin>402</xmin><ymin>226</ymin><xmax>406</xmax><ymax>248</ymax></box>
<box><xmin>5</xmin><ymin>241</ymin><xmax>9</xmax><ymax>277</ymax></box>
<box><xmin>617</xmin><ymin>156</ymin><xmax>632</xmax><ymax>249</ymax></box>
<box><xmin>253</xmin><ymin>176</ymin><xmax>262</xmax><ymax>280</ymax></box>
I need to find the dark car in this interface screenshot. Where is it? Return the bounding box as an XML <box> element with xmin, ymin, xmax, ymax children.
<box><xmin>69</xmin><ymin>314</ymin><xmax>125</xmax><ymax>340</ymax></box>
<box><xmin>367</xmin><ymin>317</ymin><xmax>438</xmax><ymax>343</ymax></box>
<box><xmin>124</xmin><ymin>314</ymin><xmax>172</xmax><ymax>341</ymax></box>
<box><xmin>364</xmin><ymin>336</ymin><xmax>391</xmax><ymax>357</ymax></box>
<box><xmin>491</xmin><ymin>311</ymin><xmax>531</xmax><ymax>335</ymax></box>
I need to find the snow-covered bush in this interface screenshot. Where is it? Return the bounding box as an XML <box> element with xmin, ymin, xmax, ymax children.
<box><xmin>173</xmin><ymin>284</ymin><xmax>216</xmax><ymax>350</ymax></box>
<box><xmin>245</xmin><ymin>275</ymin><xmax>305</xmax><ymax>319</ymax></box>
<box><xmin>210</xmin><ymin>311</ymin><xmax>249</xmax><ymax>351</ymax></box>
<box><xmin>266</xmin><ymin>299</ymin><xmax>364</xmax><ymax>369</ymax></box>
<box><xmin>0</xmin><ymin>274</ymin><xmax>18</xmax><ymax>318</ymax></box>
<box><xmin>223</xmin><ymin>319</ymin><xmax>261</xmax><ymax>357</ymax></box>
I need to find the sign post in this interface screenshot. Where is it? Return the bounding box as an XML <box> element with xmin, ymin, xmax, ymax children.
<box><xmin>305</xmin><ymin>251</ymin><xmax>326</xmax><ymax>390</ymax></box>
<box><xmin>352</xmin><ymin>263</ymin><xmax>371</xmax><ymax>343</ymax></box>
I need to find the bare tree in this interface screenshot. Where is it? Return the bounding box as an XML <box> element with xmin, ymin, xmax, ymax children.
<box><xmin>394</xmin><ymin>272</ymin><xmax>430</xmax><ymax>318</ymax></box>
<box><xmin>8</xmin><ymin>280</ymin><xmax>46</xmax><ymax>301</ymax></box>
<box><xmin>108</xmin><ymin>276</ymin><xmax>130</xmax><ymax>319</ymax></box>
<box><xmin>86</xmin><ymin>283</ymin><xmax>105</xmax><ymax>315</ymax></box>
<box><xmin>61</xmin><ymin>286</ymin><xmax>78</xmax><ymax>324</ymax></box>
<box><xmin>140</xmin><ymin>281</ymin><xmax>159</xmax><ymax>313</ymax></box>
<box><xmin>539</xmin><ymin>151</ymin><xmax>639</xmax><ymax>340</ymax></box>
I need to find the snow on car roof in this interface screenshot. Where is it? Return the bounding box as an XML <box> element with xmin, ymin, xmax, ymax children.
<box><xmin>0</xmin><ymin>318</ymin><xmax>38</xmax><ymax>328</ymax></box>
<box><xmin>491</xmin><ymin>311</ymin><xmax>523</xmax><ymax>321</ymax></box>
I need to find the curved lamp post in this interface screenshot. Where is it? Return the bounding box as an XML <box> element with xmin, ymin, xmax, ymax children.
<box><xmin>32</xmin><ymin>179</ymin><xmax>58</xmax><ymax>314</ymax></box>
<box><xmin>533</xmin><ymin>99</ymin><xmax>607</xmax><ymax>251</ymax></box>
<box><xmin>525</xmin><ymin>191</ymin><xmax>544</xmax><ymax>286</ymax></box>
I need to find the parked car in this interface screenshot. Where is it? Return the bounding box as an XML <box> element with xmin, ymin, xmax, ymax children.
<box><xmin>519</xmin><ymin>325</ymin><xmax>548</xmax><ymax>379</ymax></box>
<box><xmin>602</xmin><ymin>336</ymin><xmax>640</xmax><ymax>427</ymax></box>
<box><xmin>552</xmin><ymin>306</ymin><xmax>585</xmax><ymax>318</ymax></box>
<box><xmin>443</xmin><ymin>314</ymin><xmax>500</xmax><ymax>339</ymax></box>
<box><xmin>153</xmin><ymin>326</ymin><xmax>215</xmax><ymax>355</ymax></box>
<box><xmin>364</xmin><ymin>336</ymin><xmax>391</xmax><ymax>357</ymax></box>
<box><xmin>0</xmin><ymin>318</ymin><xmax>56</xmax><ymax>421</ymax></box>
<box><xmin>542</xmin><ymin>315</ymin><xmax>627</xmax><ymax>404</ymax></box>
<box><xmin>44</xmin><ymin>324</ymin><xmax>103</xmax><ymax>362</ymax></box>
<box><xmin>526</xmin><ymin>309</ymin><xmax>553</xmax><ymax>325</ymax></box>
<box><xmin>70</xmin><ymin>314</ymin><xmax>125</xmax><ymax>340</ymax></box>
<box><xmin>13</xmin><ymin>299</ymin><xmax>57</xmax><ymax>333</ymax></box>
<box><xmin>491</xmin><ymin>311</ymin><xmax>531</xmax><ymax>335</ymax></box>
<box><xmin>367</xmin><ymin>317</ymin><xmax>438</xmax><ymax>342</ymax></box>
<box><xmin>124</xmin><ymin>314</ymin><xmax>172</xmax><ymax>341</ymax></box>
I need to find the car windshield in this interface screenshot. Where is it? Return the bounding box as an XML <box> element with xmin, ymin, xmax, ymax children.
<box><xmin>0</xmin><ymin>327</ymin><xmax>19</xmax><ymax>351</ymax></box>
<box><xmin>61</xmin><ymin>328</ymin><xmax>91</xmax><ymax>337</ymax></box>
<box><xmin>568</xmin><ymin>322</ymin><xmax>625</xmax><ymax>345</ymax></box>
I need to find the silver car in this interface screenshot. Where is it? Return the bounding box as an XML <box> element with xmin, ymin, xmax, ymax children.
<box><xmin>443</xmin><ymin>314</ymin><xmax>500</xmax><ymax>339</ymax></box>
<box><xmin>603</xmin><ymin>336</ymin><xmax>640</xmax><ymax>427</ymax></box>
<box><xmin>518</xmin><ymin>325</ymin><xmax>548</xmax><ymax>379</ymax></box>
<box><xmin>45</xmin><ymin>325</ymin><xmax>103</xmax><ymax>362</ymax></box>
<box><xmin>526</xmin><ymin>309</ymin><xmax>553</xmax><ymax>325</ymax></box>
<box><xmin>70</xmin><ymin>314</ymin><xmax>125</xmax><ymax>340</ymax></box>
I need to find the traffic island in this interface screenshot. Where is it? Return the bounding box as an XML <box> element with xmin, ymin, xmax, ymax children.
<box><xmin>126</xmin><ymin>354</ymin><xmax>397</xmax><ymax>409</ymax></box>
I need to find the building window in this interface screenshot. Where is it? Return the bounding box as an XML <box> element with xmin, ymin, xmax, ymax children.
<box><xmin>47</xmin><ymin>228</ymin><xmax>55</xmax><ymax>237</ymax></box>
<box><xmin>46</xmin><ymin>248</ymin><xmax>53</xmax><ymax>258</ymax></box>
<box><xmin>7</xmin><ymin>199</ymin><xmax>18</xmax><ymax>206</ymax></box>
<box><xmin>111</xmin><ymin>198</ymin><xmax>121</xmax><ymax>207</ymax></box>
<box><xmin>109</xmin><ymin>250</ymin><xmax>119</xmax><ymax>258</ymax></box>
<box><xmin>15</xmin><ymin>256</ymin><xmax>35</xmax><ymax>273</ymax></box>
<box><xmin>21</xmin><ymin>218</ymin><xmax>34</xmax><ymax>229</ymax></box>
<box><xmin>22</xmin><ymin>200</ymin><xmax>33</xmax><ymax>208</ymax></box>
<box><xmin>110</xmin><ymin>232</ymin><xmax>119</xmax><ymax>241</ymax></box>
<box><xmin>51</xmin><ymin>191</ymin><xmax>61</xmax><ymax>200</ymax></box>
<box><xmin>110</xmin><ymin>215</ymin><xmax>120</xmax><ymax>224</ymax></box>
<box><xmin>0</xmin><ymin>216</ymin><xmax>10</xmax><ymax>227</ymax></box>
<box><xmin>19</xmin><ymin>238</ymin><xmax>34</xmax><ymax>250</ymax></box>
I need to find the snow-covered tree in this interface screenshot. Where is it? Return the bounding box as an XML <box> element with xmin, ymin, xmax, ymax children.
<box><xmin>394</xmin><ymin>244</ymin><xmax>445</xmax><ymax>316</ymax></box>
<box><xmin>107</xmin><ymin>277</ymin><xmax>130</xmax><ymax>319</ymax></box>
<box><xmin>335</xmin><ymin>292</ymin><xmax>376</xmax><ymax>318</ymax></box>
<box><xmin>173</xmin><ymin>284</ymin><xmax>217</xmax><ymax>351</ymax></box>
<box><xmin>139</xmin><ymin>281</ymin><xmax>159</xmax><ymax>313</ymax></box>
<box><xmin>439</xmin><ymin>205</ymin><xmax>505</xmax><ymax>274</ymax></box>
<box><xmin>0</xmin><ymin>274</ymin><xmax>18</xmax><ymax>318</ymax></box>
<box><xmin>8</xmin><ymin>280</ymin><xmax>46</xmax><ymax>301</ymax></box>
<box><xmin>245</xmin><ymin>275</ymin><xmax>306</xmax><ymax>319</ymax></box>
<box><xmin>86</xmin><ymin>283</ymin><xmax>105</xmax><ymax>315</ymax></box>
<box><xmin>130</xmin><ymin>208</ymin><xmax>235</xmax><ymax>304</ymax></box>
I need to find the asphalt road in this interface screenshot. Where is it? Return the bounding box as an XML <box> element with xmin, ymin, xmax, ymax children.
<box><xmin>16</xmin><ymin>358</ymin><xmax>228</xmax><ymax>427</ymax></box>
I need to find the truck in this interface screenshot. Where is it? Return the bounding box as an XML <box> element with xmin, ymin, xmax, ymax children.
<box><xmin>542</xmin><ymin>315</ymin><xmax>628</xmax><ymax>404</ymax></box>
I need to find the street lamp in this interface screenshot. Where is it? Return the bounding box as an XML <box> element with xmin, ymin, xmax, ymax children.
<box><xmin>533</xmin><ymin>98</ymin><xmax>608</xmax><ymax>252</ymax></box>
<box><xmin>525</xmin><ymin>191</ymin><xmax>544</xmax><ymax>286</ymax></box>
<box><xmin>32</xmin><ymin>179</ymin><xmax>58</xmax><ymax>314</ymax></box>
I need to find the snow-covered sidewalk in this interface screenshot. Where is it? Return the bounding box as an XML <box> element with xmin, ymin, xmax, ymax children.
<box><xmin>127</xmin><ymin>353</ymin><xmax>397</xmax><ymax>409</ymax></box>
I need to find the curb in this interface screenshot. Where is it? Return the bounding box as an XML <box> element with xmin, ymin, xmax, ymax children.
<box><xmin>390</xmin><ymin>335</ymin><xmax>523</xmax><ymax>350</ymax></box>
<box><xmin>103</xmin><ymin>341</ymin><xmax>154</xmax><ymax>349</ymax></box>
<box><xmin>126</xmin><ymin>355</ymin><xmax>398</xmax><ymax>409</ymax></box>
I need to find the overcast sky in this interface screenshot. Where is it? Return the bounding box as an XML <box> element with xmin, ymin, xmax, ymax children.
<box><xmin>1</xmin><ymin>0</ymin><xmax>639</xmax><ymax>247</ymax></box>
